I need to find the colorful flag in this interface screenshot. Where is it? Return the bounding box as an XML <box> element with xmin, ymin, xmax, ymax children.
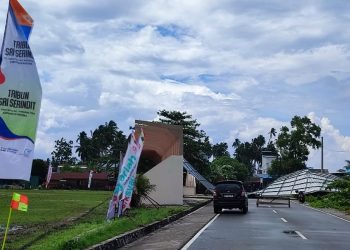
<box><xmin>2</xmin><ymin>191</ymin><xmax>29</xmax><ymax>249</ymax></box>
<box><xmin>0</xmin><ymin>0</ymin><xmax>42</xmax><ymax>181</ymax></box>
<box><xmin>10</xmin><ymin>192</ymin><xmax>28</xmax><ymax>212</ymax></box>
<box><xmin>45</xmin><ymin>164</ymin><xmax>53</xmax><ymax>188</ymax></box>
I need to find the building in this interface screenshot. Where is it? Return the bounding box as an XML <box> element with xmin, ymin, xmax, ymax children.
<box><xmin>260</xmin><ymin>151</ymin><xmax>277</xmax><ymax>174</ymax></box>
<box><xmin>135</xmin><ymin>120</ymin><xmax>184</xmax><ymax>205</ymax></box>
<box><xmin>47</xmin><ymin>172</ymin><xmax>112</xmax><ymax>190</ymax></box>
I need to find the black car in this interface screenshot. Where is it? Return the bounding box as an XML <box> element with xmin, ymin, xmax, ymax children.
<box><xmin>213</xmin><ymin>180</ymin><xmax>248</xmax><ymax>214</ymax></box>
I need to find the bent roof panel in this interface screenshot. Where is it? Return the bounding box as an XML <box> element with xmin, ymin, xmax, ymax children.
<box><xmin>261</xmin><ymin>169</ymin><xmax>338</xmax><ymax>197</ymax></box>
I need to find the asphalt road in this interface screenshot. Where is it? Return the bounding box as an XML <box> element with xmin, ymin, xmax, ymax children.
<box><xmin>184</xmin><ymin>199</ymin><xmax>350</xmax><ymax>250</ymax></box>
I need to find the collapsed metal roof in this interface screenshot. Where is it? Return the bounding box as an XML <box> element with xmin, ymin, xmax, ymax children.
<box><xmin>183</xmin><ymin>159</ymin><xmax>215</xmax><ymax>193</ymax></box>
<box><xmin>260</xmin><ymin>169</ymin><xmax>338</xmax><ymax>197</ymax></box>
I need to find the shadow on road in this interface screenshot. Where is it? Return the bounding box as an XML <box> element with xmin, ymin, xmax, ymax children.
<box><xmin>219</xmin><ymin>209</ymin><xmax>246</xmax><ymax>215</ymax></box>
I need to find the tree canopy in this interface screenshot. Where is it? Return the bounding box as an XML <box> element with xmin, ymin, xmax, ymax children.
<box><xmin>209</xmin><ymin>156</ymin><xmax>249</xmax><ymax>182</ymax></box>
<box><xmin>268</xmin><ymin>115</ymin><xmax>321</xmax><ymax>178</ymax></box>
<box><xmin>157</xmin><ymin>110</ymin><xmax>212</xmax><ymax>176</ymax></box>
<box><xmin>212</xmin><ymin>142</ymin><xmax>230</xmax><ymax>159</ymax></box>
<box><xmin>75</xmin><ymin>120</ymin><xmax>127</xmax><ymax>172</ymax></box>
<box><xmin>51</xmin><ymin>138</ymin><xmax>75</xmax><ymax>167</ymax></box>
<box><xmin>232</xmin><ymin>135</ymin><xmax>275</xmax><ymax>175</ymax></box>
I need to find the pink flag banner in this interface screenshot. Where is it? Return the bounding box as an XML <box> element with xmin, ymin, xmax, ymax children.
<box><xmin>106</xmin><ymin>129</ymin><xmax>144</xmax><ymax>220</ymax></box>
<box><xmin>121</xmin><ymin>130</ymin><xmax>144</xmax><ymax>212</ymax></box>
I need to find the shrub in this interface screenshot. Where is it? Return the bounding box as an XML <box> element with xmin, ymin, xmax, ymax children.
<box><xmin>131</xmin><ymin>175</ymin><xmax>155</xmax><ymax>207</ymax></box>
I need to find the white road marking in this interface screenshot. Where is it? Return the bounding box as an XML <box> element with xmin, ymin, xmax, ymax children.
<box><xmin>295</xmin><ymin>202</ymin><xmax>350</xmax><ymax>223</ymax></box>
<box><xmin>281</xmin><ymin>217</ymin><xmax>288</xmax><ymax>223</ymax></box>
<box><xmin>295</xmin><ymin>230</ymin><xmax>308</xmax><ymax>240</ymax></box>
<box><xmin>181</xmin><ymin>214</ymin><xmax>219</xmax><ymax>250</ymax></box>
<box><xmin>273</xmin><ymin>210</ymin><xmax>277</xmax><ymax>214</ymax></box>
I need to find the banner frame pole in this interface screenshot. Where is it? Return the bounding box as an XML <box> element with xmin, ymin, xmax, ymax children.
<box><xmin>2</xmin><ymin>207</ymin><xmax>13</xmax><ymax>250</ymax></box>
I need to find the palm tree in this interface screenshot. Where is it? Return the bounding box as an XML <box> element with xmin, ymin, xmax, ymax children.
<box><xmin>232</xmin><ymin>138</ymin><xmax>241</xmax><ymax>148</ymax></box>
<box><xmin>268</xmin><ymin>128</ymin><xmax>276</xmax><ymax>144</ymax></box>
<box><xmin>76</xmin><ymin>131</ymin><xmax>92</xmax><ymax>164</ymax></box>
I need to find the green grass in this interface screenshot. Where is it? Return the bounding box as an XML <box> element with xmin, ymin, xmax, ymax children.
<box><xmin>306</xmin><ymin>193</ymin><xmax>350</xmax><ymax>213</ymax></box>
<box><xmin>29</xmin><ymin>206</ymin><xmax>186</xmax><ymax>250</ymax></box>
<box><xmin>0</xmin><ymin>189</ymin><xmax>111</xmax><ymax>225</ymax></box>
<box><xmin>0</xmin><ymin>189</ymin><xmax>187</xmax><ymax>249</ymax></box>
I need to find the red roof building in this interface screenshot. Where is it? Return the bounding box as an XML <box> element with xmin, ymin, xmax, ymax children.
<box><xmin>48</xmin><ymin>172</ymin><xmax>113</xmax><ymax>190</ymax></box>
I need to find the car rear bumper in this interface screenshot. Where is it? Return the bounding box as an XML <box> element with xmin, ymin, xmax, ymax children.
<box><xmin>213</xmin><ymin>198</ymin><xmax>247</xmax><ymax>209</ymax></box>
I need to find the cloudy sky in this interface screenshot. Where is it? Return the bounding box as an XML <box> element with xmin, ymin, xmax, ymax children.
<box><xmin>1</xmin><ymin>0</ymin><xmax>349</xmax><ymax>172</ymax></box>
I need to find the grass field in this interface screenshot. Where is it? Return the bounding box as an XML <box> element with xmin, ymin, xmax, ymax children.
<box><xmin>0</xmin><ymin>189</ymin><xmax>187</xmax><ymax>249</ymax></box>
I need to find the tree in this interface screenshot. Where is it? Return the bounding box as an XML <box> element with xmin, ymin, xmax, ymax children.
<box><xmin>75</xmin><ymin>131</ymin><xmax>92</xmax><ymax>164</ymax></box>
<box><xmin>75</xmin><ymin>120</ymin><xmax>128</xmax><ymax>172</ymax></box>
<box><xmin>269</xmin><ymin>115</ymin><xmax>321</xmax><ymax>178</ymax></box>
<box><xmin>209</xmin><ymin>156</ymin><xmax>249</xmax><ymax>182</ymax></box>
<box><xmin>268</xmin><ymin>158</ymin><xmax>304</xmax><ymax>178</ymax></box>
<box><xmin>232</xmin><ymin>135</ymin><xmax>268</xmax><ymax>175</ymax></box>
<box><xmin>157</xmin><ymin>110</ymin><xmax>212</xmax><ymax>176</ymax></box>
<box><xmin>268</xmin><ymin>127</ymin><xmax>276</xmax><ymax>144</ymax></box>
<box><xmin>51</xmin><ymin>138</ymin><xmax>75</xmax><ymax>167</ymax></box>
<box><xmin>31</xmin><ymin>159</ymin><xmax>48</xmax><ymax>183</ymax></box>
<box><xmin>212</xmin><ymin>142</ymin><xmax>230</xmax><ymax>158</ymax></box>
<box><xmin>251</xmin><ymin>135</ymin><xmax>266</xmax><ymax>168</ymax></box>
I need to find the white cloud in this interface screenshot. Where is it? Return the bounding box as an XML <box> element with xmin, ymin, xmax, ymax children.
<box><xmin>228</xmin><ymin>117</ymin><xmax>286</xmax><ymax>143</ymax></box>
<box><xmin>308</xmin><ymin>112</ymin><xmax>350</xmax><ymax>172</ymax></box>
<box><xmin>0</xmin><ymin>0</ymin><xmax>347</xmax><ymax>169</ymax></box>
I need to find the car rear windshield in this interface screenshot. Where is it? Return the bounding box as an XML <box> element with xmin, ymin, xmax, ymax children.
<box><xmin>216</xmin><ymin>183</ymin><xmax>242</xmax><ymax>192</ymax></box>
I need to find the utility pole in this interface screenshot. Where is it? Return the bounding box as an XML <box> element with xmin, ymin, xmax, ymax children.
<box><xmin>321</xmin><ymin>136</ymin><xmax>324</xmax><ymax>173</ymax></box>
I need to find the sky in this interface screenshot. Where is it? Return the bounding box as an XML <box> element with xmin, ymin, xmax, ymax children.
<box><xmin>1</xmin><ymin>0</ymin><xmax>349</xmax><ymax>172</ymax></box>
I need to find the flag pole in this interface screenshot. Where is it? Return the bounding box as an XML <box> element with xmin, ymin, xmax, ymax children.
<box><xmin>2</xmin><ymin>207</ymin><xmax>13</xmax><ymax>250</ymax></box>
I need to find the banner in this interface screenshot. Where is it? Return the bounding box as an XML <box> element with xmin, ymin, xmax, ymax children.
<box><xmin>0</xmin><ymin>0</ymin><xmax>42</xmax><ymax>181</ymax></box>
<box><xmin>106</xmin><ymin>129</ymin><xmax>144</xmax><ymax>219</ymax></box>
<box><xmin>45</xmin><ymin>164</ymin><xmax>52</xmax><ymax>188</ymax></box>
<box><xmin>121</xmin><ymin>130</ymin><xmax>144</xmax><ymax>212</ymax></box>
<box><xmin>88</xmin><ymin>170</ymin><xmax>93</xmax><ymax>189</ymax></box>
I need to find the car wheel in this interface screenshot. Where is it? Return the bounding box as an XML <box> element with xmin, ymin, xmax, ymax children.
<box><xmin>214</xmin><ymin>207</ymin><xmax>221</xmax><ymax>214</ymax></box>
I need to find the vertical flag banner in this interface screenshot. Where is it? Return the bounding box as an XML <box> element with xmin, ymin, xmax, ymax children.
<box><xmin>122</xmin><ymin>130</ymin><xmax>144</xmax><ymax>212</ymax></box>
<box><xmin>0</xmin><ymin>0</ymin><xmax>42</xmax><ymax>181</ymax></box>
<box><xmin>106</xmin><ymin>129</ymin><xmax>144</xmax><ymax>219</ymax></box>
<box><xmin>45</xmin><ymin>164</ymin><xmax>52</xmax><ymax>188</ymax></box>
<box><xmin>88</xmin><ymin>170</ymin><xmax>93</xmax><ymax>189</ymax></box>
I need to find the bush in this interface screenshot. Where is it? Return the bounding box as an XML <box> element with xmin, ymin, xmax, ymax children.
<box><xmin>307</xmin><ymin>177</ymin><xmax>350</xmax><ymax>212</ymax></box>
<box><xmin>131</xmin><ymin>175</ymin><xmax>155</xmax><ymax>207</ymax></box>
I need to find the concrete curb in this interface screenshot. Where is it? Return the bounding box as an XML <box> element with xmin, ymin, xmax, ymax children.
<box><xmin>87</xmin><ymin>199</ymin><xmax>212</xmax><ymax>250</ymax></box>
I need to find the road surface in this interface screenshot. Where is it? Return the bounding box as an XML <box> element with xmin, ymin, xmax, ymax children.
<box><xmin>183</xmin><ymin>199</ymin><xmax>350</xmax><ymax>250</ymax></box>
